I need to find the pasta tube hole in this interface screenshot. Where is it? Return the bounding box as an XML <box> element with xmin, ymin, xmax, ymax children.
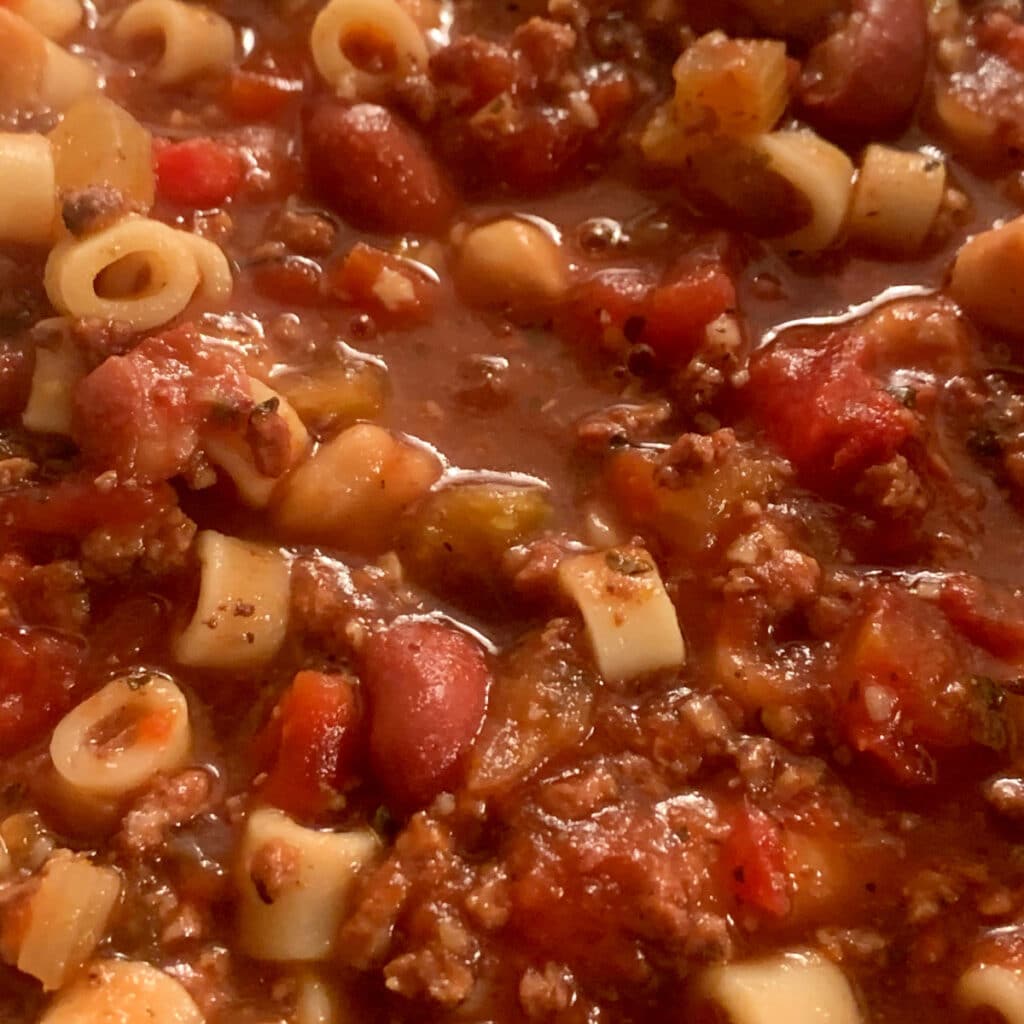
<box><xmin>94</xmin><ymin>253</ymin><xmax>160</xmax><ymax>300</ymax></box>
<box><xmin>339</xmin><ymin>23</ymin><xmax>399</xmax><ymax>75</ymax></box>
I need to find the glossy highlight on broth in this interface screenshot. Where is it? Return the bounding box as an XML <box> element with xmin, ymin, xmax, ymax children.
<box><xmin>2</xmin><ymin>0</ymin><xmax>1024</xmax><ymax>1021</ymax></box>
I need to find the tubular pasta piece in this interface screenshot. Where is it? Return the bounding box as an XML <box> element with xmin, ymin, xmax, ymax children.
<box><xmin>115</xmin><ymin>0</ymin><xmax>234</xmax><ymax>85</ymax></box>
<box><xmin>40</xmin><ymin>959</ymin><xmax>203</xmax><ymax>1024</ymax></box>
<box><xmin>22</xmin><ymin>331</ymin><xmax>87</xmax><ymax>435</ymax></box>
<box><xmin>950</xmin><ymin>214</ymin><xmax>1024</xmax><ymax>337</ymax></box>
<box><xmin>558</xmin><ymin>546</ymin><xmax>685</xmax><ymax>682</ymax></box>
<box><xmin>0</xmin><ymin>7</ymin><xmax>47</xmax><ymax>109</ymax></box>
<box><xmin>957</xmin><ymin>963</ymin><xmax>1024</xmax><ymax>1022</ymax></box>
<box><xmin>692</xmin><ymin>951</ymin><xmax>862</xmax><ymax>1024</ymax></box>
<box><xmin>750</xmin><ymin>130</ymin><xmax>854</xmax><ymax>253</ymax></box>
<box><xmin>44</xmin><ymin>215</ymin><xmax>232</xmax><ymax>330</ymax></box>
<box><xmin>174</xmin><ymin>530</ymin><xmax>291</xmax><ymax>670</ymax></box>
<box><xmin>17</xmin><ymin>853</ymin><xmax>121</xmax><ymax>991</ymax></box>
<box><xmin>7</xmin><ymin>0</ymin><xmax>81</xmax><ymax>40</ymax></box>
<box><xmin>0</xmin><ymin>132</ymin><xmax>56</xmax><ymax>244</ymax></box>
<box><xmin>295</xmin><ymin>973</ymin><xmax>340</xmax><ymax>1024</ymax></box>
<box><xmin>310</xmin><ymin>0</ymin><xmax>428</xmax><ymax>100</ymax></box>
<box><xmin>39</xmin><ymin>36</ymin><xmax>99</xmax><ymax>112</ymax></box>
<box><xmin>205</xmin><ymin>379</ymin><xmax>312</xmax><ymax>508</ymax></box>
<box><xmin>50</xmin><ymin>672</ymin><xmax>191</xmax><ymax>798</ymax></box>
<box><xmin>49</xmin><ymin>96</ymin><xmax>155</xmax><ymax>210</ymax></box>
<box><xmin>237</xmin><ymin>808</ymin><xmax>381</xmax><ymax>961</ymax></box>
<box><xmin>848</xmin><ymin>145</ymin><xmax>946</xmax><ymax>254</ymax></box>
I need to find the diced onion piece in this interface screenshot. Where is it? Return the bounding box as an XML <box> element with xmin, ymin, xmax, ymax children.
<box><xmin>175</xmin><ymin>530</ymin><xmax>291</xmax><ymax>670</ymax></box>
<box><xmin>558</xmin><ymin>546</ymin><xmax>685</xmax><ymax>682</ymax></box>
<box><xmin>8</xmin><ymin>0</ymin><xmax>81</xmax><ymax>40</ymax></box>
<box><xmin>310</xmin><ymin>0</ymin><xmax>428</xmax><ymax>101</ymax></box>
<box><xmin>673</xmin><ymin>31</ymin><xmax>789</xmax><ymax>138</ymax></box>
<box><xmin>22</xmin><ymin>329</ymin><xmax>86</xmax><ymax>435</ymax></box>
<box><xmin>0</xmin><ymin>132</ymin><xmax>56</xmax><ymax>244</ymax></box>
<box><xmin>275</xmin><ymin>360</ymin><xmax>388</xmax><ymax>431</ymax></box>
<box><xmin>17</xmin><ymin>853</ymin><xmax>121</xmax><ymax>991</ymax></box>
<box><xmin>50</xmin><ymin>673</ymin><xmax>191</xmax><ymax>798</ymax></box>
<box><xmin>455</xmin><ymin>217</ymin><xmax>567</xmax><ymax>309</ymax></box>
<box><xmin>957</xmin><ymin>964</ymin><xmax>1024</xmax><ymax>1022</ymax></box>
<box><xmin>849</xmin><ymin>145</ymin><xmax>945</xmax><ymax>254</ymax></box>
<box><xmin>691</xmin><ymin>951</ymin><xmax>862</xmax><ymax>1024</ymax></box>
<box><xmin>237</xmin><ymin>808</ymin><xmax>381</xmax><ymax>962</ymax></box>
<box><xmin>751</xmin><ymin>130</ymin><xmax>854</xmax><ymax>253</ymax></box>
<box><xmin>950</xmin><ymin>214</ymin><xmax>1024</xmax><ymax>338</ymax></box>
<box><xmin>40</xmin><ymin>959</ymin><xmax>203</xmax><ymax>1024</ymax></box>
<box><xmin>273</xmin><ymin>423</ymin><xmax>442</xmax><ymax>551</ymax></box>
<box><xmin>205</xmin><ymin>380</ymin><xmax>311</xmax><ymax>508</ymax></box>
<box><xmin>49</xmin><ymin>96</ymin><xmax>155</xmax><ymax>210</ymax></box>
<box><xmin>115</xmin><ymin>0</ymin><xmax>234</xmax><ymax>85</ymax></box>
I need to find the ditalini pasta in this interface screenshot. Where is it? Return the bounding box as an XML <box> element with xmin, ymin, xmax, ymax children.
<box><xmin>957</xmin><ymin>963</ymin><xmax>1024</xmax><ymax>1023</ymax></box>
<box><xmin>16</xmin><ymin>853</ymin><xmax>121</xmax><ymax>991</ymax></box>
<box><xmin>44</xmin><ymin>215</ymin><xmax>232</xmax><ymax>330</ymax></box>
<box><xmin>0</xmin><ymin>132</ymin><xmax>56</xmax><ymax>244</ymax></box>
<box><xmin>310</xmin><ymin>0</ymin><xmax>428</xmax><ymax>100</ymax></box>
<box><xmin>39</xmin><ymin>959</ymin><xmax>203</xmax><ymax>1024</ymax></box>
<box><xmin>237</xmin><ymin>808</ymin><xmax>381</xmax><ymax>961</ymax></box>
<box><xmin>49</xmin><ymin>673</ymin><xmax>191</xmax><ymax>798</ymax></box>
<box><xmin>175</xmin><ymin>530</ymin><xmax>291</xmax><ymax>669</ymax></box>
<box><xmin>5</xmin><ymin>0</ymin><xmax>81</xmax><ymax>40</ymax></box>
<box><xmin>22</xmin><ymin>328</ymin><xmax>87</xmax><ymax>435</ymax></box>
<box><xmin>559</xmin><ymin>546</ymin><xmax>685</xmax><ymax>681</ymax></box>
<box><xmin>115</xmin><ymin>0</ymin><xmax>235</xmax><ymax>85</ymax></box>
<box><xmin>691</xmin><ymin>951</ymin><xmax>863</xmax><ymax>1024</ymax></box>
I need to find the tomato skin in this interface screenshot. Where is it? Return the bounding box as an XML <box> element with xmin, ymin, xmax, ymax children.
<box><xmin>326</xmin><ymin>243</ymin><xmax>437</xmax><ymax>329</ymax></box>
<box><xmin>255</xmin><ymin>671</ymin><xmax>360</xmax><ymax>819</ymax></box>
<box><xmin>362</xmin><ymin>619</ymin><xmax>491</xmax><ymax>809</ymax></box>
<box><xmin>939</xmin><ymin>573</ymin><xmax>1024</xmax><ymax>658</ymax></box>
<box><xmin>154</xmin><ymin>137</ymin><xmax>245</xmax><ymax>207</ymax></box>
<box><xmin>721</xmin><ymin>801</ymin><xmax>791</xmax><ymax>917</ymax></box>
<box><xmin>643</xmin><ymin>263</ymin><xmax>736</xmax><ymax>363</ymax></box>
<box><xmin>0</xmin><ymin>629</ymin><xmax>82</xmax><ymax>754</ymax></box>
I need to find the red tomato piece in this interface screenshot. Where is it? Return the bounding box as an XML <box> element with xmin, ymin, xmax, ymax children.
<box><xmin>362</xmin><ymin>618</ymin><xmax>491</xmax><ymax>809</ymax></box>
<box><xmin>643</xmin><ymin>262</ymin><xmax>736</xmax><ymax>363</ymax></box>
<box><xmin>978</xmin><ymin>11</ymin><xmax>1024</xmax><ymax>71</ymax></box>
<box><xmin>939</xmin><ymin>573</ymin><xmax>1024</xmax><ymax>659</ymax></box>
<box><xmin>558</xmin><ymin>268</ymin><xmax>654</xmax><ymax>350</ymax></box>
<box><xmin>0</xmin><ymin>629</ymin><xmax>82</xmax><ymax>754</ymax></box>
<box><xmin>721</xmin><ymin>801</ymin><xmax>791</xmax><ymax>917</ymax></box>
<box><xmin>255</xmin><ymin>671</ymin><xmax>361</xmax><ymax>819</ymax></box>
<box><xmin>154</xmin><ymin>137</ymin><xmax>245</xmax><ymax>208</ymax></box>
<box><xmin>749</xmin><ymin>331</ymin><xmax>915</xmax><ymax>486</ymax></box>
<box><xmin>225</xmin><ymin>71</ymin><xmax>301</xmax><ymax>121</ymax></box>
<box><xmin>326</xmin><ymin>243</ymin><xmax>437</xmax><ymax>329</ymax></box>
<box><xmin>73</xmin><ymin>324</ymin><xmax>250</xmax><ymax>483</ymax></box>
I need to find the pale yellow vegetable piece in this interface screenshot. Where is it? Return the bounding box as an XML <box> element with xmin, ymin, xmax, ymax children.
<box><xmin>957</xmin><ymin>964</ymin><xmax>1024</xmax><ymax>1023</ymax></box>
<box><xmin>692</xmin><ymin>951</ymin><xmax>862</xmax><ymax>1024</ymax></box>
<box><xmin>237</xmin><ymin>808</ymin><xmax>381</xmax><ymax>962</ymax></box>
<box><xmin>849</xmin><ymin>145</ymin><xmax>945</xmax><ymax>254</ymax></box>
<box><xmin>40</xmin><ymin>958</ymin><xmax>203</xmax><ymax>1024</ymax></box>
<box><xmin>559</xmin><ymin>546</ymin><xmax>685</xmax><ymax>682</ymax></box>
<box><xmin>0</xmin><ymin>132</ymin><xmax>56</xmax><ymax>244</ymax></box>
<box><xmin>22</xmin><ymin>334</ymin><xmax>86</xmax><ymax>435</ymax></box>
<box><xmin>950</xmin><ymin>214</ymin><xmax>1024</xmax><ymax>337</ymax></box>
<box><xmin>17</xmin><ymin>853</ymin><xmax>121</xmax><ymax>991</ymax></box>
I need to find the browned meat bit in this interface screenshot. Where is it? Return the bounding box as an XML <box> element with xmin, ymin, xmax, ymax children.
<box><xmin>61</xmin><ymin>186</ymin><xmax>139</xmax><ymax>237</ymax></box>
<box><xmin>575</xmin><ymin>400</ymin><xmax>672</xmax><ymax>453</ymax></box>
<box><xmin>854</xmin><ymin>454</ymin><xmax>928</xmax><ymax>518</ymax></box>
<box><xmin>0</xmin><ymin>457</ymin><xmax>35</xmax><ymax>487</ymax></box>
<box><xmin>246</xmin><ymin>398</ymin><xmax>291</xmax><ymax>477</ymax></box>
<box><xmin>248</xmin><ymin>837</ymin><xmax>302</xmax><ymax>905</ymax></box>
<box><xmin>519</xmin><ymin>962</ymin><xmax>578</xmax><ymax>1019</ymax></box>
<box><xmin>67</xmin><ymin>317</ymin><xmax>137</xmax><ymax>366</ymax></box>
<box><xmin>117</xmin><ymin>769</ymin><xmax>214</xmax><ymax>855</ymax></box>
<box><xmin>982</xmin><ymin>774</ymin><xmax>1024</xmax><ymax>820</ymax></box>
<box><xmin>1</xmin><ymin>559</ymin><xmax>89</xmax><ymax>631</ymax></box>
<box><xmin>268</xmin><ymin>203</ymin><xmax>337</xmax><ymax>256</ymax></box>
<box><xmin>513</xmin><ymin>17</ymin><xmax>577</xmax><ymax>88</ymax></box>
<box><xmin>81</xmin><ymin>504</ymin><xmax>197</xmax><ymax>579</ymax></box>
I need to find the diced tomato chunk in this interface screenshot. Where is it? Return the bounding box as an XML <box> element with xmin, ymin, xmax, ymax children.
<box><xmin>326</xmin><ymin>243</ymin><xmax>437</xmax><ymax>329</ymax></box>
<box><xmin>643</xmin><ymin>263</ymin><xmax>736</xmax><ymax>362</ymax></box>
<box><xmin>558</xmin><ymin>268</ymin><xmax>654</xmax><ymax>349</ymax></box>
<box><xmin>73</xmin><ymin>324</ymin><xmax>250</xmax><ymax>483</ymax></box>
<box><xmin>154</xmin><ymin>137</ymin><xmax>245</xmax><ymax>208</ymax></box>
<box><xmin>721</xmin><ymin>801</ymin><xmax>791</xmax><ymax>917</ymax></box>
<box><xmin>0</xmin><ymin>629</ymin><xmax>82</xmax><ymax>753</ymax></box>
<box><xmin>362</xmin><ymin>618</ymin><xmax>491</xmax><ymax>809</ymax></box>
<box><xmin>939</xmin><ymin>573</ymin><xmax>1024</xmax><ymax>658</ymax></box>
<box><xmin>749</xmin><ymin>331</ymin><xmax>915</xmax><ymax>485</ymax></box>
<box><xmin>254</xmin><ymin>671</ymin><xmax>361</xmax><ymax>819</ymax></box>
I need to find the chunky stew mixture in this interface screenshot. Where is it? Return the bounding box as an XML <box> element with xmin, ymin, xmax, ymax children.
<box><xmin>6</xmin><ymin>0</ymin><xmax>1024</xmax><ymax>1021</ymax></box>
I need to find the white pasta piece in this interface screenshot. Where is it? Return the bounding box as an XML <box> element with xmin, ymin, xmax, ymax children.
<box><xmin>0</xmin><ymin>132</ymin><xmax>56</xmax><ymax>245</ymax></box>
<box><xmin>455</xmin><ymin>218</ymin><xmax>567</xmax><ymax>307</ymax></box>
<box><xmin>40</xmin><ymin>958</ymin><xmax>203</xmax><ymax>1024</ymax></box>
<box><xmin>7</xmin><ymin>0</ymin><xmax>81</xmax><ymax>40</ymax></box>
<box><xmin>849</xmin><ymin>145</ymin><xmax>946</xmax><ymax>254</ymax></box>
<box><xmin>49</xmin><ymin>96</ymin><xmax>155</xmax><ymax>210</ymax></box>
<box><xmin>950</xmin><ymin>214</ymin><xmax>1024</xmax><ymax>337</ymax></box>
<box><xmin>750</xmin><ymin>130</ymin><xmax>855</xmax><ymax>254</ymax></box>
<box><xmin>175</xmin><ymin>530</ymin><xmax>291</xmax><ymax>670</ymax></box>
<box><xmin>115</xmin><ymin>0</ymin><xmax>234</xmax><ymax>85</ymax></box>
<box><xmin>44</xmin><ymin>215</ymin><xmax>232</xmax><ymax>331</ymax></box>
<box><xmin>294</xmin><ymin>972</ymin><xmax>340</xmax><ymax>1024</ymax></box>
<box><xmin>17</xmin><ymin>852</ymin><xmax>121</xmax><ymax>991</ymax></box>
<box><xmin>957</xmin><ymin>963</ymin><xmax>1024</xmax><ymax>1023</ymax></box>
<box><xmin>50</xmin><ymin>672</ymin><xmax>191</xmax><ymax>798</ymax></box>
<box><xmin>40</xmin><ymin>36</ymin><xmax>99</xmax><ymax>110</ymax></box>
<box><xmin>692</xmin><ymin>951</ymin><xmax>862</xmax><ymax>1024</ymax></box>
<box><xmin>22</xmin><ymin>334</ymin><xmax>87</xmax><ymax>435</ymax></box>
<box><xmin>558</xmin><ymin>546</ymin><xmax>685</xmax><ymax>682</ymax></box>
<box><xmin>205</xmin><ymin>380</ymin><xmax>311</xmax><ymax>508</ymax></box>
<box><xmin>237</xmin><ymin>808</ymin><xmax>381</xmax><ymax>962</ymax></box>
<box><xmin>311</xmin><ymin>0</ymin><xmax>428</xmax><ymax>100</ymax></box>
